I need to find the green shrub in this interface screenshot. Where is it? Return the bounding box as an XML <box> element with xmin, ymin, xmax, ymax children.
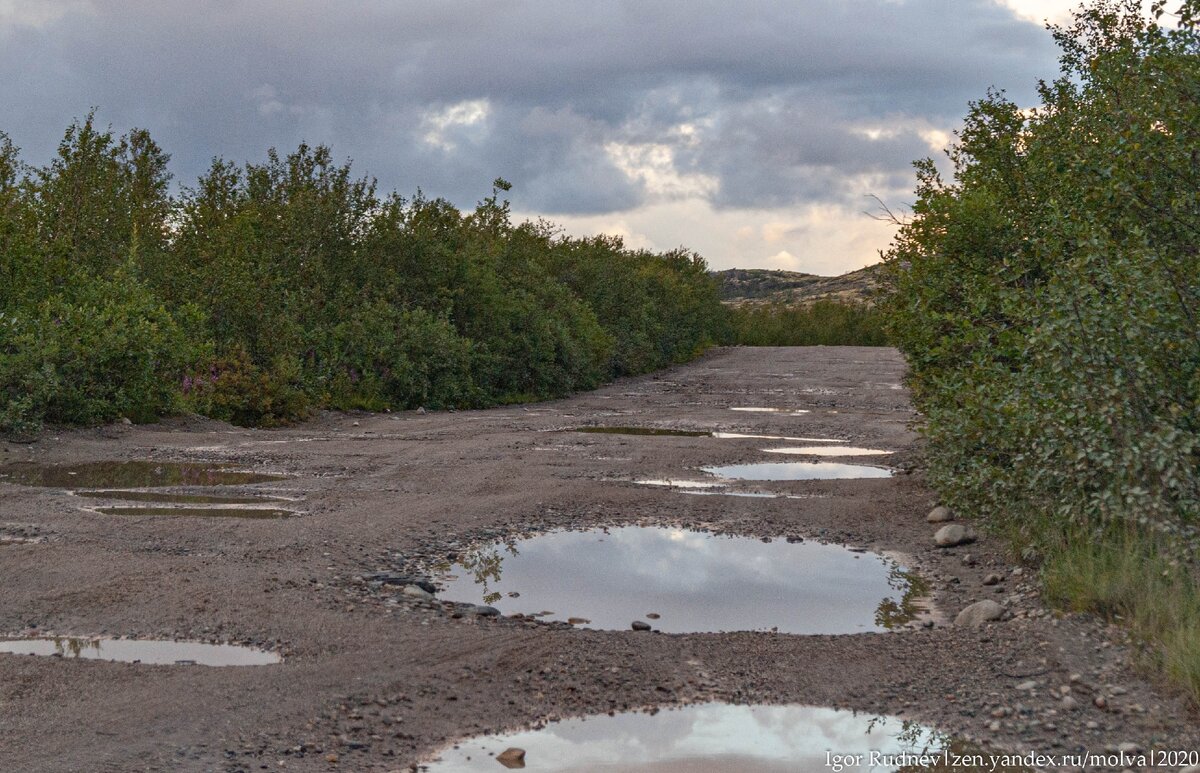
<box><xmin>881</xmin><ymin>0</ymin><xmax>1200</xmax><ymax>701</ymax></box>
<box><xmin>730</xmin><ymin>300</ymin><xmax>888</xmax><ymax>346</ymax></box>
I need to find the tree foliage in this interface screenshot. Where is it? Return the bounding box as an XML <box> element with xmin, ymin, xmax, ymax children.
<box><xmin>0</xmin><ymin>129</ymin><xmax>727</xmax><ymax>433</ymax></box>
<box><xmin>881</xmin><ymin>0</ymin><xmax>1200</xmax><ymax>696</ymax></box>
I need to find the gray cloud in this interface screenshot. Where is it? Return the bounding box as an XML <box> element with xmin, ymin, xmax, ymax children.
<box><xmin>0</xmin><ymin>0</ymin><xmax>1059</xmax><ymax>215</ymax></box>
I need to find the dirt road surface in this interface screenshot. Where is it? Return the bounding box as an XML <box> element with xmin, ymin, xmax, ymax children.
<box><xmin>1</xmin><ymin>347</ymin><xmax>1195</xmax><ymax>772</ymax></box>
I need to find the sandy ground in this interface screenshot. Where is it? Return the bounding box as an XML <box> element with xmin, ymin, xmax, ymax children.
<box><xmin>0</xmin><ymin>346</ymin><xmax>1196</xmax><ymax>772</ymax></box>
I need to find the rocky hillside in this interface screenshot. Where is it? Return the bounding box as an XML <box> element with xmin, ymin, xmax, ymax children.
<box><xmin>713</xmin><ymin>265</ymin><xmax>882</xmax><ymax>306</ymax></box>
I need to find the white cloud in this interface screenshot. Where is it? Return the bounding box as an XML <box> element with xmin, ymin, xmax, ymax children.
<box><xmin>0</xmin><ymin>0</ymin><xmax>91</xmax><ymax>30</ymax></box>
<box><xmin>421</xmin><ymin>99</ymin><xmax>490</xmax><ymax>151</ymax></box>
<box><xmin>604</xmin><ymin>140</ymin><xmax>719</xmax><ymax>200</ymax></box>
<box><xmin>520</xmin><ymin>198</ymin><xmax>897</xmax><ymax>276</ymax></box>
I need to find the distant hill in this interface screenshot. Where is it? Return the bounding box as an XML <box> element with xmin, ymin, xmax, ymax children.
<box><xmin>713</xmin><ymin>265</ymin><xmax>882</xmax><ymax>306</ymax></box>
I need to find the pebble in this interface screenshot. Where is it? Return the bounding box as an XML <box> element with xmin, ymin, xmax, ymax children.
<box><xmin>496</xmin><ymin>748</ymin><xmax>526</xmax><ymax>767</ymax></box>
<box><xmin>1015</xmin><ymin>680</ymin><xmax>1038</xmax><ymax>691</ymax></box>
<box><xmin>982</xmin><ymin>573</ymin><xmax>1002</xmax><ymax>586</ymax></box>
<box><xmin>470</xmin><ymin>605</ymin><xmax>500</xmax><ymax>617</ymax></box>
<box><xmin>631</xmin><ymin>621</ymin><xmax>651</xmax><ymax>631</ymax></box>
<box><xmin>934</xmin><ymin>524</ymin><xmax>977</xmax><ymax>547</ymax></box>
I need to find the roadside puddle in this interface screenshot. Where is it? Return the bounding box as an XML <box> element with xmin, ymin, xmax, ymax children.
<box><xmin>572</xmin><ymin>427</ymin><xmax>710</xmax><ymax>437</ymax></box>
<box><xmin>435</xmin><ymin>526</ymin><xmax>930</xmax><ymax>633</ymax></box>
<box><xmin>729</xmin><ymin>407</ymin><xmax>810</xmax><ymax>414</ymax></box>
<box><xmin>634</xmin><ymin>479</ymin><xmax>726</xmax><ymax>489</ymax></box>
<box><xmin>75</xmin><ymin>490</ymin><xmax>288</xmax><ymax>505</ymax></box>
<box><xmin>425</xmin><ymin>703</ymin><xmax>1022</xmax><ymax>772</ymax></box>
<box><xmin>575</xmin><ymin>428</ymin><xmax>842</xmax><ymax>443</ymax></box>
<box><xmin>94</xmin><ymin>506</ymin><xmax>292</xmax><ymax>519</ymax></box>
<box><xmin>763</xmin><ymin>446</ymin><xmax>892</xmax><ymax>457</ymax></box>
<box><xmin>0</xmin><ymin>636</ymin><xmax>281</xmax><ymax>666</ymax></box>
<box><xmin>701</xmin><ymin>461</ymin><xmax>892</xmax><ymax>480</ymax></box>
<box><xmin>0</xmin><ymin>461</ymin><xmax>287</xmax><ymax>488</ymax></box>
<box><xmin>0</xmin><ymin>461</ymin><xmax>300</xmax><ymax>518</ymax></box>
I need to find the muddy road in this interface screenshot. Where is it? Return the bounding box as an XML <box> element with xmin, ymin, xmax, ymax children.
<box><xmin>1</xmin><ymin>347</ymin><xmax>1195</xmax><ymax>772</ymax></box>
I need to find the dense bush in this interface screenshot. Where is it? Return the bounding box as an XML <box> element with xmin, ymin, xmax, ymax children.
<box><xmin>881</xmin><ymin>0</ymin><xmax>1199</xmax><ymax>699</ymax></box>
<box><xmin>0</xmin><ymin>119</ymin><xmax>728</xmax><ymax>432</ymax></box>
<box><xmin>730</xmin><ymin>299</ymin><xmax>888</xmax><ymax>346</ymax></box>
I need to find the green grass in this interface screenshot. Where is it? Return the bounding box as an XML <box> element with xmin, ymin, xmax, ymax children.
<box><xmin>1041</xmin><ymin>526</ymin><xmax>1200</xmax><ymax>705</ymax></box>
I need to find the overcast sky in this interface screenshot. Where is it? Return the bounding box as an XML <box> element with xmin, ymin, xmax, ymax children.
<box><xmin>0</xmin><ymin>0</ymin><xmax>1080</xmax><ymax>274</ymax></box>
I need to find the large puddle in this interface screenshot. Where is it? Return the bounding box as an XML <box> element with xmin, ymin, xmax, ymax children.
<box><xmin>435</xmin><ymin>527</ymin><xmax>928</xmax><ymax>633</ymax></box>
<box><xmin>701</xmin><ymin>462</ymin><xmax>892</xmax><ymax>481</ymax></box>
<box><xmin>0</xmin><ymin>636</ymin><xmax>281</xmax><ymax>666</ymax></box>
<box><xmin>0</xmin><ymin>461</ymin><xmax>287</xmax><ymax>488</ymax></box>
<box><xmin>426</xmin><ymin>703</ymin><xmax>1026</xmax><ymax>772</ymax></box>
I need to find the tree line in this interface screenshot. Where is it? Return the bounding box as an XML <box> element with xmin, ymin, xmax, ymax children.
<box><xmin>0</xmin><ymin>120</ymin><xmax>728</xmax><ymax>435</ymax></box>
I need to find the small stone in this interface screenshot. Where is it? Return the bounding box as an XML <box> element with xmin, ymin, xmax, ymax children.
<box><xmin>566</xmin><ymin>617</ymin><xmax>590</xmax><ymax>625</ymax></box>
<box><xmin>1060</xmin><ymin>696</ymin><xmax>1078</xmax><ymax>710</ymax></box>
<box><xmin>471</xmin><ymin>605</ymin><xmax>500</xmax><ymax>617</ymax></box>
<box><xmin>645</xmin><ymin>613</ymin><xmax>661</xmax><ymax>620</ymax></box>
<box><xmin>934</xmin><ymin>524</ymin><xmax>977</xmax><ymax>547</ymax></box>
<box><xmin>325</xmin><ymin>753</ymin><xmax>338</xmax><ymax>763</ymax></box>
<box><xmin>496</xmin><ymin>748</ymin><xmax>526</xmax><ymax>768</ymax></box>
<box><xmin>954</xmin><ymin>600</ymin><xmax>1004</xmax><ymax>627</ymax></box>
<box><xmin>416</xmin><ymin>407</ymin><xmax>426</xmax><ymax>414</ymax></box>
<box><xmin>982</xmin><ymin>573</ymin><xmax>1002</xmax><ymax>586</ymax></box>
<box><xmin>1094</xmin><ymin>696</ymin><xmax>1108</xmax><ymax>709</ymax></box>
<box><xmin>1117</xmin><ymin>742</ymin><xmax>1141</xmax><ymax>755</ymax></box>
<box><xmin>1015</xmin><ymin>680</ymin><xmax>1038</xmax><ymax>691</ymax></box>
<box><xmin>401</xmin><ymin>585</ymin><xmax>434</xmax><ymax>600</ymax></box>
<box><xmin>927</xmin><ymin>505</ymin><xmax>955</xmax><ymax>523</ymax></box>
<box><xmin>988</xmin><ymin>720</ymin><xmax>1001</xmax><ymax>732</ymax></box>
<box><xmin>631</xmin><ymin>621</ymin><xmax>651</xmax><ymax>631</ymax></box>
<box><xmin>118</xmin><ymin>417</ymin><xmax>132</xmax><ymax>425</ymax></box>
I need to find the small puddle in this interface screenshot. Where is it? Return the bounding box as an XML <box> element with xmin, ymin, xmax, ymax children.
<box><xmin>763</xmin><ymin>446</ymin><xmax>892</xmax><ymax>457</ymax></box>
<box><xmin>75</xmin><ymin>490</ymin><xmax>287</xmax><ymax>505</ymax></box>
<box><xmin>729</xmin><ymin>407</ymin><xmax>809</xmax><ymax>414</ymax></box>
<box><xmin>0</xmin><ymin>636</ymin><xmax>281</xmax><ymax>666</ymax></box>
<box><xmin>634</xmin><ymin>479</ymin><xmax>726</xmax><ymax>489</ymax></box>
<box><xmin>435</xmin><ymin>526</ymin><xmax>929</xmax><ymax>633</ymax></box>
<box><xmin>93</xmin><ymin>506</ymin><xmax>293</xmax><ymax>519</ymax></box>
<box><xmin>702</xmin><ymin>462</ymin><xmax>892</xmax><ymax>480</ymax></box>
<box><xmin>426</xmin><ymin>703</ymin><xmax>1021</xmax><ymax>772</ymax></box>
<box><xmin>711</xmin><ymin>432</ymin><xmax>837</xmax><ymax>442</ymax></box>
<box><xmin>0</xmin><ymin>461</ymin><xmax>287</xmax><ymax>488</ymax></box>
<box><xmin>572</xmin><ymin>427</ymin><xmax>710</xmax><ymax>437</ymax></box>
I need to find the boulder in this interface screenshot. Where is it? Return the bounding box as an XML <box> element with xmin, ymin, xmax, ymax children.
<box><xmin>954</xmin><ymin>599</ymin><xmax>1004</xmax><ymax>627</ymax></box>
<box><xmin>934</xmin><ymin>524</ymin><xmax>976</xmax><ymax>547</ymax></box>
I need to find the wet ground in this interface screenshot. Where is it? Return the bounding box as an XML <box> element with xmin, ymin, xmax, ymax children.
<box><xmin>0</xmin><ymin>346</ymin><xmax>1196</xmax><ymax>772</ymax></box>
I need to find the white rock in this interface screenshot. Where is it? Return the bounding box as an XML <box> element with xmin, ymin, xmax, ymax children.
<box><xmin>402</xmin><ymin>584</ymin><xmax>434</xmax><ymax>600</ymax></box>
<box><xmin>954</xmin><ymin>599</ymin><xmax>1004</xmax><ymax>627</ymax></box>
<box><xmin>935</xmin><ymin>524</ymin><xmax>977</xmax><ymax>547</ymax></box>
<box><xmin>927</xmin><ymin>505</ymin><xmax>955</xmax><ymax>523</ymax></box>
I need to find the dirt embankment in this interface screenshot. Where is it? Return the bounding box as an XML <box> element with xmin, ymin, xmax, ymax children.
<box><xmin>0</xmin><ymin>347</ymin><xmax>1195</xmax><ymax>772</ymax></box>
